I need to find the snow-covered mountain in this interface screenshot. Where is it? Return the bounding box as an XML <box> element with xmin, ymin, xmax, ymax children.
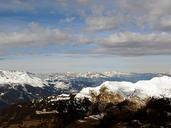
<box><xmin>0</xmin><ymin>70</ymin><xmax>58</xmax><ymax>107</ymax></box>
<box><xmin>76</xmin><ymin>76</ymin><xmax>171</xmax><ymax>103</ymax></box>
<box><xmin>0</xmin><ymin>70</ymin><xmax>45</xmax><ymax>87</ymax></box>
<box><xmin>0</xmin><ymin>70</ymin><xmax>169</xmax><ymax>108</ymax></box>
<box><xmin>43</xmin><ymin>71</ymin><xmax>163</xmax><ymax>91</ymax></box>
<box><xmin>1</xmin><ymin>70</ymin><xmax>170</xmax><ymax>127</ymax></box>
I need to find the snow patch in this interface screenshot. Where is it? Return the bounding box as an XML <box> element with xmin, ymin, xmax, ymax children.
<box><xmin>0</xmin><ymin>70</ymin><xmax>45</xmax><ymax>87</ymax></box>
<box><xmin>76</xmin><ymin>76</ymin><xmax>171</xmax><ymax>100</ymax></box>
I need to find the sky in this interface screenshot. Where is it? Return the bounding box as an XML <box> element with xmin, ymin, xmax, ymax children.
<box><xmin>0</xmin><ymin>0</ymin><xmax>171</xmax><ymax>73</ymax></box>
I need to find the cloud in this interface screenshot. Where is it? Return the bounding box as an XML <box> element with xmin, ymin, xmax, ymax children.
<box><xmin>0</xmin><ymin>22</ymin><xmax>93</xmax><ymax>56</ymax></box>
<box><xmin>93</xmin><ymin>32</ymin><xmax>171</xmax><ymax>56</ymax></box>
<box><xmin>2</xmin><ymin>22</ymin><xmax>171</xmax><ymax>57</ymax></box>
<box><xmin>85</xmin><ymin>16</ymin><xmax>117</xmax><ymax>31</ymax></box>
<box><xmin>156</xmin><ymin>16</ymin><xmax>171</xmax><ymax>31</ymax></box>
<box><xmin>75</xmin><ymin>0</ymin><xmax>171</xmax><ymax>32</ymax></box>
<box><xmin>0</xmin><ymin>0</ymin><xmax>36</xmax><ymax>11</ymax></box>
<box><xmin>116</xmin><ymin>0</ymin><xmax>171</xmax><ymax>30</ymax></box>
<box><xmin>1</xmin><ymin>0</ymin><xmax>171</xmax><ymax>57</ymax></box>
<box><xmin>0</xmin><ymin>22</ymin><xmax>70</xmax><ymax>47</ymax></box>
<box><xmin>60</xmin><ymin>17</ymin><xmax>75</xmax><ymax>23</ymax></box>
<box><xmin>76</xmin><ymin>0</ymin><xmax>91</xmax><ymax>4</ymax></box>
<box><xmin>2</xmin><ymin>0</ymin><xmax>171</xmax><ymax>31</ymax></box>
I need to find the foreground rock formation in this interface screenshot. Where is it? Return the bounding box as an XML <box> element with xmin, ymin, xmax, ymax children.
<box><xmin>0</xmin><ymin>94</ymin><xmax>170</xmax><ymax>128</ymax></box>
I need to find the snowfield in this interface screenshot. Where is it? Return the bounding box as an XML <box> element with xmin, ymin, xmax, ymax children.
<box><xmin>0</xmin><ymin>70</ymin><xmax>45</xmax><ymax>87</ymax></box>
<box><xmin>76</xmin><ymin>76</ymin><xmax>171</xmax><ymax>100</ymax></box>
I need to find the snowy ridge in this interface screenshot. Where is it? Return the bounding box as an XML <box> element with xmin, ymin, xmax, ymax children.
<box><xmin>0</xmin><ymin>70</ymin><xmax>45</xmax><ymax>87</ymax></box>
<box><xmin>46</xmin><ymin>71</ymin><xmax>131</xmax><ymax>79</ymax></box>
<box><xmin>76</xmin><ymin>76</ymin><xmax>171</xmax><ymax>100</ymax></box>
<box><xmin>43</xmin><ymin>71</ymin><xmax>161</xmax><ymax>91</ymax></box>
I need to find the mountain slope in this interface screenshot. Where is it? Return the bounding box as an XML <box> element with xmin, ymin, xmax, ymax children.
<box><xmin>43</xmin><ymin>72</ymin><xmax>163</xmax><ymax>91</ymax></box>
<box><xmin>0</xmin><ymin>70</ymin><xmax>45</xmax><ymax>87</ymax></box>
<box><xmin>0</xmin><ymin>70</ymin><xmax>57</xmax><ymax>107</ymax></box>
<box><xmin>0</xmin><ymin>70</ymin><xmax>170</xmax><ymax>108</ymax></box>
<box><xmin>76</xmin><ymin>76</ymin><xmax>171</xmax><ymax>102</ymax></box>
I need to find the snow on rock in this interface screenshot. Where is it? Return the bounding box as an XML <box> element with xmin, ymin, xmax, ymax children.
<box><xmin>88</xmin><ymin>114</ymin><xmax>104</xmax><ymax>120</ymax></box>
<box><xmin>54</xmin><ymin>82</ymin><xmax>70</xmax><ymax>89</ymax></box>
<box><xmin>76</xmin><ymin>76</ymin><xmax>171</xmax><ymax>100</ymax></box>
<box><xmin>0</xmin><ymin>70</ymin><xmax>45</xmax><ymax>87</ymax></box>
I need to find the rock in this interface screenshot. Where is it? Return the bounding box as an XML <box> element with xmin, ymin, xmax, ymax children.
<box><xmin>130</xmin><ymin>120</ymin><xmax>142</xmax><ymax>127</ymax></box>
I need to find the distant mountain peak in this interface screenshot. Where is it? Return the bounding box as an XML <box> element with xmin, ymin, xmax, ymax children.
<box><xmin>0</xmin><ymin>70</ymin><xmax>45</xmax><ymax>87</ymax></box>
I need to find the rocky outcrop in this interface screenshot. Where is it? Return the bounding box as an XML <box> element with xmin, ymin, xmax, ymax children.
<box><xmin>0</xmin><ymin>93</ymin><xmax>170</xmax><ymax>128</ymax></box>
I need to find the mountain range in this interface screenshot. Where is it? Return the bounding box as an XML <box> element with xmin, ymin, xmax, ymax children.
<box><xmin>0</xmin><ymin>70</ymin><xmax>169</xmax><ymax>107</ymax></box>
